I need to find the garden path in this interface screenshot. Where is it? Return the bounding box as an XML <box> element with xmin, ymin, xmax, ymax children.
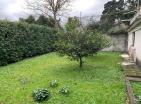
<box><xmin>121</xmin><ymin>54</ymin><xmax>141</xmax><ymax>104</ymax></box>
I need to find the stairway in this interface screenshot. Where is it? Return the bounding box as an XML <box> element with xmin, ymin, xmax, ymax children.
<box><xmin>121</xmin><ymin>54</ymin><xmax>141</xmax><ymax>104</ymax></box>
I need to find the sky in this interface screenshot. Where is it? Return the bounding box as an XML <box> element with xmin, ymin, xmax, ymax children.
<box><xmin>0</xmin><ymin>0</ymin><xmax>111</xmax><ymax>20</ymax></box>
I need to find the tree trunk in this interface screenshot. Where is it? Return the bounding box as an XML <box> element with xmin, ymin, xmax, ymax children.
<box><xmin>79</xmin><ymin>57</ymin><xmax>83</xmax><ymax>68</ymax></box>
<box><xmin>53</xmin><ymin>13</ymin><xmax>58</xmax><ymax>28</ymax></box>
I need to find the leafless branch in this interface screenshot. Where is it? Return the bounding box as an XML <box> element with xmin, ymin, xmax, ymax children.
<box><xmin>25</xmin><ymin>0</ymin><xmax>73</xmax><ymax>27</ymax></box>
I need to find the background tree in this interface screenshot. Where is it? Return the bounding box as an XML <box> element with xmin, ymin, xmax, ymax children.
<box><xmin>126</xmin><ymin>0</ymin><xmax>137</xmax><ymax>10</ymax></box>
<box><xmin>100</xmin><ymin>0</ymin><xmax>118</xmax><ymax>32</ymax></box>
<box><xmin>36</xmin><ymin>15</ymin><xmax>55</xmax><ymax>27</ymax></box>
<box><xmin>19</xmin><ymin>15</ymin><xmax>36</xmax><ymax>24</ymax></box>
<box><xmin>120</xmin><ymin>0</ymin><xmax>138</xmax><ymax>20</ymax></box>
<box><xmin>87</xmin><ymin>17</ymin><xmax>101</xmax><ymax>31</ymax></box>
<box><xmin>100</xmin><ymin>0</ymin><xmax>139</xmax><ymax>32</ymax></box>
<box><xmin>65</xmin><ymin>17</ymin><xmax>80</xmax><ymax>30</ymax></box>
<box><xmin>56</xmin><ymin>18</ymin><xmax>110</xmax><ymax>68</ymax></box>
<box><xmin>19</xmin><ymin>15</ymin><xmax>57</xmax><ymax>27</ymax></box>
<box><xmin>26</xmin><ymin>0</ymin><xmax>72</xmax><ymax>28</ymax></box>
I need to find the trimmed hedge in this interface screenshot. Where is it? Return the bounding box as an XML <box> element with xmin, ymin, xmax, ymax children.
<box><xmin>0</xmin><ymin>21</ymin><xmax>57</xmax><ymax>66</ymax></box>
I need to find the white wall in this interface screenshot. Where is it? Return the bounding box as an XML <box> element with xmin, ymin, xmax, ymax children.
<box><xmin>128</xmin><ymin>33</ymin><xmax>133</xmax><ymax>49</ymax></box>
<box><xmin>134</xmin><ymin>30</ymin><xmax>141</xmax><ymax>65</ymax></box>
<box><xmin>128</xmin><ymin>27</ymin><xmax>141</xmax><ymax>66</ymax></box>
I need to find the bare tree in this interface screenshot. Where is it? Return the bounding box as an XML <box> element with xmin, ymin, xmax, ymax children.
<box><xmin>26</xmin><ymin>0</ymin><xmax>72</xmax><ymax>28</ymax></box>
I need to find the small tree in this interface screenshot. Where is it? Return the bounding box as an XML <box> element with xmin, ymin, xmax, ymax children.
<box><xmin>56</xmin><ymin>18</ymin><xmax>110</xmax><ymax>68</ymax></box>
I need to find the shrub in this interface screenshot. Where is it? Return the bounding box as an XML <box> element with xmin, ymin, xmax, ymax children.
<box><xmin>0</xmin><ymin>20</ymin><xmax>57</xmax><ymax>66</ymax></box>
<box><xmin>50</xmin><ymin>80</ymin><xmax>58</xmax><ymax>88</ymax></box>
<box><xmin>32</xmin><ymin>88</ymin><xmax>51</xmax><ymax>102</ymax></box>
<box><xmin>59</xmin><ymin>86</ymin><xmax>70</xmax><ymax>95</ymax></box>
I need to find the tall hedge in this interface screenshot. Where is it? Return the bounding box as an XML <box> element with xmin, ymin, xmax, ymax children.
<box><xmin>0</xmin><ymin>21</ymin><xmax>57</xmax><ymax>66</ymax></box>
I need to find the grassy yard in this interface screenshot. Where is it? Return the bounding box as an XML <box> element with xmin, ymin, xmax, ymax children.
<box><xmin>131</xmin><ymin>82</ymin><xmax>141</xmax><ymax>97</ymax></box>
<box><xmin>0</xmin><ymin>52</ymin><xmax>125</xmax><ymax>104</ymax></box>
<box><xmin>131</xmin><ymin>81</ymin><xmax>141</xmax><ymax>103</ymax></box>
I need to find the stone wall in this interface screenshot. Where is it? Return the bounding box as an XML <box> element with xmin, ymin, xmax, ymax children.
<box><xmin>103</xmin><ymin>33</ymin><xmax>128</xmax><ymax>52</ymax></box>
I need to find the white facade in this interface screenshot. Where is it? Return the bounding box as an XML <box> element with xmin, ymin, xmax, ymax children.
<box><xmin>128</xmin><ymin>8</ymin><xmax>141</xmax><ymax>66</ymax></box>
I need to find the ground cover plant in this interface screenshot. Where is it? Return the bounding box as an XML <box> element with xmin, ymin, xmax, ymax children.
<box><xmin>0</xmin><ymin>52</ymin><xmax>125</xmax><ymax>104</ymax></box>
<box><xmin>131</xmin><ymin>81</ymin><xmax>141</xmax><ymax>103</ymax></box>
<box><xmin>32</xmin><ymin>88</ymin><xmax>51</xmax><ymax>102</ymax></box>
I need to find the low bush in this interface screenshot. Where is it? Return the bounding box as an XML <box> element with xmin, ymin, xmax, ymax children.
<box><xmin>50</xmin><ymin>80</ymin><xmax>58</xmax><ymax>88</ymax></box>
<box><xmin>59</xmin><ymin>86</ymin><xmax>70</xmax><ymax>95</ymax></box>
<box><xmin>32</xmin><ymin>88</ymin><xmax>51</xmax><ymax>102</ymax></box>
<box><xmin>0</xmin><ymin>20</ymin><xmax>57</xmax><ymax>66</ymax></box>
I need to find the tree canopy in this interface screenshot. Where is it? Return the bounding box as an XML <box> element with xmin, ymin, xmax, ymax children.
<box><xmin>19</xmin><ymin>15</ymin><xmax>36</xmax><ymax>24</ymax></box>
<box><xmin>19</xmin><ymin>15</ymin><xmax>56</xmax><ymax>28</ymax></box>
<box><xmin>56</xmin><ymin>17</ymin><xmax>110</xmax><ymax>68</ymax></box>
<box><xmin>100</xmin><ymin>0</ymin><xmax>139</xmax><ymax>32</ymax></box>
<box><xmin>36</xmin><ymin>15</ymin><xmax>55</xmax><ymax>27</ymax></box>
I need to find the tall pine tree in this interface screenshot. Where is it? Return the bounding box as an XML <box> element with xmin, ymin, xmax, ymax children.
<box><xmin>100</xmin><ymin>0</ymin><xmax>139</xmax><ymax>32</ymax></box>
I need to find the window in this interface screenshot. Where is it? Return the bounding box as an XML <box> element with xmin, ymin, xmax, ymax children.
<box><xmin>132</xmin><ymin>32</ymin><xmax>135</xmax><ymax>46</ymax></box>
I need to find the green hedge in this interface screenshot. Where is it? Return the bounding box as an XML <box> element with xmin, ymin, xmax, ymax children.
<box><xmin>0</xmin><ymin>21</ymin><xmax>57</xmax><ymax>66</ymax></box>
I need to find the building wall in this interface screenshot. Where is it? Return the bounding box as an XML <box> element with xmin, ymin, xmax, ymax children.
<box><xmin>128</xmin><ymin>33</ymin><xmax>133</xmax><ymax>49</ymax></box>
<box><xmin>103</xmin><ymin>34</ymin><xmax>128</xmax><ymax>52</ymax></box>
<box><xmin>135</xmin><ymin>30</ymin><xmax>141</xmax><ymax>66</ymax></box>
<box><xmin>128</xmin><ymin>27</ymin><xmax>141</xmax><ymax>66</ymax></box>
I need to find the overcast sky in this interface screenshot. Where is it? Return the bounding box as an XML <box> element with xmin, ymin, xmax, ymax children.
<box><xmin>0</xmin><ymin>0</ymin><xmax>111</xmax><ymax>20</ymax></box>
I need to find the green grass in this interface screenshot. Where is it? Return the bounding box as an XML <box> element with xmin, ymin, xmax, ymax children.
<box><xmin>131</xmin><ymin>82</ymin><xmax>141</xmax><ymax>104</ymax></box>
<box><xmin>0</xmin><ymin>52</ymin><xmax>125</xmax><ymax>104</ymax></box>
<box><xmin>131</xmin><ymin>82</ymin><xmax>141</xmax><ymax>97</ymax></box>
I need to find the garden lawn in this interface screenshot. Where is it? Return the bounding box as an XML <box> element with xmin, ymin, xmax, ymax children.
<box><xmin>131</xmin><ymin>82</ymin><xmax>141</xmax><ymax>103</ymax></box>
<box><xmin>131</xmin><ymin>81</ymin><xmax>141</xmax><ymax>97</ymax></box>
<box><xmin>0</xmin><ymin>52</ymin><xmax>125</xmax><ymax>104</ymax></box>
